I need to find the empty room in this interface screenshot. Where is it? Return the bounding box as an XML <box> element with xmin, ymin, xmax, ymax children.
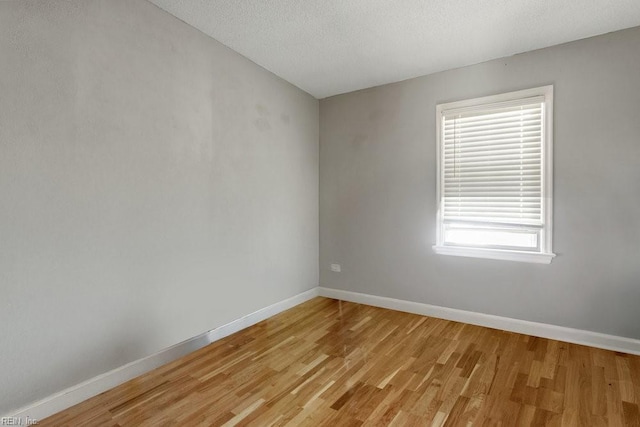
<box><xmin>2</xmin><ymin>0</ymin><xmax>640</xmax><ymax>425</ymax></box>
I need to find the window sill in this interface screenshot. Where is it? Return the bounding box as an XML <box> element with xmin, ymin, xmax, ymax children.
<box><xmin>433</xmin><ymin>245</ymin><xmax>555</xmax><ymax>264</ymax></box>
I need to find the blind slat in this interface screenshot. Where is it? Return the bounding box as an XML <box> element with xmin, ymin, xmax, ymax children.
<box><xmin>444</xmin><ymin>148</ymin><xmax>541</xmax><ymax>161</ymax></box>
<box><xmin>444</xmin><ymin>124</ymin><xmax>542</xmax><ymax>139</ymax></box>
<box><xmin>444</xmin><ymin>141</ymin><xmax>541</xmax><ymax>154</ymax></box>
<box><xmin>445</xmin><ymin>196</ymin><xmax>540</xmax><ymax>204</ymax></box>
<box><xmin>443</xmin><ymin>136</ymin><xmax>541</xmax><ymax>149</ymax></box>
<box><xmin>445</xmin><ymin>171</ymin><xmax>540</xmax><ymax>179</ymax></box>
<box><xmin>444</xmin><ymin>212</ymin><xmax>541</xmax><ymax>219</ymax></box>
<box><xmin>444</xmin><ymin>116</ymin><xmax>541</xmax><ymax>132</ymax></box>
<box><xmin>443</xmin><ymin>158</ymin><xmax>540</xmax><ymax>168</ymax></box>
<box><xmin>444</xmin><ymin>131</ymin><xmax>541</xmax><ymax>145</ymax></box>
<box><xmin>442</xmin><ymin>163</ymin><xmax>541</xmax><ymax>173</ymax></box>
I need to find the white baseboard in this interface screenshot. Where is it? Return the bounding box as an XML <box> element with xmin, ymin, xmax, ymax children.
<box><xmin>318</xmin><ymin>287</ymin><xmax>640</xmax><ymax>356</ymax></box>
<box><xmin>9</xmin><ymin>287</ymin><xmax>319</xmax><ymax>421</ymax></box>
<box><xmin>12</xmin><ymin>285</ymin><xmax>640</xmax><ymax>422</ymax></box>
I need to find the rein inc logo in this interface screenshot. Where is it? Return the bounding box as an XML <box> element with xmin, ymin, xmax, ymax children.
<box><xmin>1</xmin><ymin>417</ymin><xmax>38</xmax><ymax>425</ymax></box>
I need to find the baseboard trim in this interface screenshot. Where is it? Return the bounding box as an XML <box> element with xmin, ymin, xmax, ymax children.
<box><xmin>318</xmin><ymin>287</ymin><xmax>640</xmax><ymax>356</ymax></box>
<box><xmin>13</xmin><ymin>286</ymin><xmax>640</xmax><ymax>421</ymax></box>
<box><xmin>9</xmin><ymin>287</ymin><xmax>319</xmax><ymax>421</ymax></box>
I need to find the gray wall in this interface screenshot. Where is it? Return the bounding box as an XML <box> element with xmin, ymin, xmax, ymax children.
<box><xmin>0</xmin><ymin>0</ymin><xmax>318</xmax><ymax>413</ymax></box>
<box><xmin>320</xmin><ymin>27</ymin><xmax>640</xmax><ymax>339</ymax></box>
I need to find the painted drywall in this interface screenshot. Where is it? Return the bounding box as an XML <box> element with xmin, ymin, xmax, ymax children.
<box><xmin>0</xmin><ymin>0</ymin><xmax>318</xmax><ymax>414</ymax></box>
<box><xmin>320</xmin><ymin>27</ymin><xmax>640</xmax><ymax>340</ymax></box>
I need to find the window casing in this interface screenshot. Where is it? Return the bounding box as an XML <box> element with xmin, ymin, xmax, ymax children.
<box><xmin>434</xmin><ymin>86</ymin><xmax>555</xmax><ymax>263</ymax></box>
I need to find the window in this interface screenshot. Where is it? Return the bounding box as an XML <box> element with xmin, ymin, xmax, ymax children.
<box><xmin>434</xmin><ymin>86</ymin><xmax>555</xmax><ymax>263</ymax></box>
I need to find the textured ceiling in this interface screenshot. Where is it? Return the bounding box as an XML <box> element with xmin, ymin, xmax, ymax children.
<box><xmin>147</xmin><ymin>0</ymin><xmax>640</xmax><ymax>98</ymax></box>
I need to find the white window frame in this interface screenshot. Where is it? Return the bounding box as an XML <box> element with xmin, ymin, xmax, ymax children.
<box><xmin>433</xmin><ymin>86</ymin><xmax>555</xmax><ymax>264</ymax></box>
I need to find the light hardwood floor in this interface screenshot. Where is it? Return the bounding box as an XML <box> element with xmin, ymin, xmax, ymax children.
<box><xmin>41</xmin><ymin>297</ymin><xmax>640</xmax><ymax>426</ymax></box>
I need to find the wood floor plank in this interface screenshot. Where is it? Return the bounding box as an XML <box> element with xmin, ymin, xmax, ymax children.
<box><xmin>38</xmin><ymin>297</ymin><xmax>640</xmax><ymax>426</ymax></box>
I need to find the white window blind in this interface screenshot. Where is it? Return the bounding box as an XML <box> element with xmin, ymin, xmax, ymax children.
<box><xmin>434</xmin><ymin>86</ymin><xmax>555</xmax><ymax>263</ymax></box>
<box><xmin>443</xmin><ymin>98</ymin><xmax>543</xmax><ymax>226</ymax></box>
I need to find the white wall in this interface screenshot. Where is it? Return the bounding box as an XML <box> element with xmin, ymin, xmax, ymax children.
<box><xmin>320</xmin><ymin>27</ymin><xmax>640</xmax><ymax>339</ymax></box>
<box><xmin>0</xmin><ymin>0</ymin><xmax>318</xmax><ymax>414</ymax></box>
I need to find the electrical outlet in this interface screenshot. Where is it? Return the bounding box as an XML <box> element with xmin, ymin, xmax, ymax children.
<box><xmin>330</xmin><ymin>264</ymin><xmax>341</xmax><ymax>273</ymax></box>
